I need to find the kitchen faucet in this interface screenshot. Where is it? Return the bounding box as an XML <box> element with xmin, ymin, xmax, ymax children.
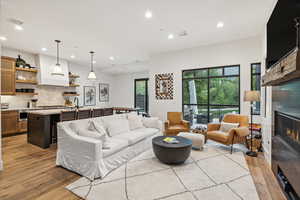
<box><xmin>74</xmin><ymin>97</ymin><xmax>79</xmax><ymax>109</ymax></box>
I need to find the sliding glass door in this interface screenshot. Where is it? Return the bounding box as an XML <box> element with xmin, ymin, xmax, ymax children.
<box><xmin>134</xmin><ymin>79</ymin><xmax>149</xmax><ymax>113</ymax></box>
<box><xmin>182</xmin><ymin>65</ymin><xmax>240</xmax><ymax>126</ymax></box>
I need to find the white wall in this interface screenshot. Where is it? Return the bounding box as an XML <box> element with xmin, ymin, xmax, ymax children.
<box><xmin>69</xmin><ymin>63</ymin><xmax>114</xmax><ymax>108</ymax></box>
<box><xmin>0</xmin><ymin>47</ymin><xmax>114</xmax><ymax>108</ymax></box>
<box><xmin>111</xmin><ymin>71</ymin><xmax>149</xmax><ymax>108</ymax></box>
<box><xmin>260</xmin><ymin>0</ymin><xmax>278</xmax><ymax>166</ymax></box>
<box><xmin>148</xmin><ymin>36</ymin><xmax>263</xmax><ymax>121</ymax></box>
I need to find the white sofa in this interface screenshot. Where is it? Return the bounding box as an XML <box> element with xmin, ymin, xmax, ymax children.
<box><xmin>56</xmin><ymin>113</ymin><xmax>163</xmax><ymax>180</ymax></box>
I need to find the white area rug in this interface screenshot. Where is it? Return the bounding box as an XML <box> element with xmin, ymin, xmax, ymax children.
<box><xmin>66</xmin><ymin>141</ymin><xmax>259</xmax><ymax>200</ymax></box>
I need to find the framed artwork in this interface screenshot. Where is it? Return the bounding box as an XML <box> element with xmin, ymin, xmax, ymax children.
<box><xmin>99</xmin><ymin>83</ymin><xmax>109</xmax><ymax>102</ymax></box>
<box><xmin>155</xmin><ymin>73</ymin><xmax>174</xmax><ymax>100</ymax></box>
<box><xmin>84</xmin><ymin>86</ymin><xmax>96</xmax><ymax>106</ymax></box>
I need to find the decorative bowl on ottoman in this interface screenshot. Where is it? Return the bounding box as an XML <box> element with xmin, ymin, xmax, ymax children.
<box><xmin>178</xmin><ymin>132</ymin><xmax>205</xmax><ymax>150</ymax></box>
<box><xmin>152</xmin><ymin>136</ymin><xmax>192</xmax><ymax>164</ymax></box>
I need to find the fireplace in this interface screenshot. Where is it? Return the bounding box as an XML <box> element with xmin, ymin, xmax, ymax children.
<box><xmin>272</xmin><ymin>111</ymin><xmax>300</xmax><ymax>200</ymax></box>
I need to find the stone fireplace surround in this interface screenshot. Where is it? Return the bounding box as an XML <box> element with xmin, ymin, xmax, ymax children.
<box><xmin>272</xmin><ymin>79</ymin><xmax>300</xmax><ymax>200</ymax></box>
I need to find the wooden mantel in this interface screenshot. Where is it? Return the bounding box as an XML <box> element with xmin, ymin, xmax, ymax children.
<box><xmin>262</xmin><ymin>48</ymin><xmax>300</xmax><ymax>86</ymax></box>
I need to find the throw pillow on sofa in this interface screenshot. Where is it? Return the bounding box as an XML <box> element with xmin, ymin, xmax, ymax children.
<box><xmin>219</xmin><ymin>122</ymin><xmax>239</xmax><ymax>132</ymax></box>
<box><xmin>128</xmin><ymin>114</ymin><xmax>144</xmax><ymax>130</ymax></box>
<box><xmin>106</xmin><ymin>118</ymin><xmax>130</xmax><ymax>137</ymax></box>
<box><xmin>69</xmin><ymin>122</ymin><xmax>109</xmax><ymax>149</ymax></box>
<box><xmin>142</xmin><ymin>117</ymin><xmax>159</xmax><ymax>129</ymax></box>
<box><xmin>88</xmin><ymin>120</ymin><xmax>107</xmax><ymax>136</ymax></box>
<box><xmin>88</xmin><ymin>121</ymin><xmax>110</xmax><ymax>149</ymax></box>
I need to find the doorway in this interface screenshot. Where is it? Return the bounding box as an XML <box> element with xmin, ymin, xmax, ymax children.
<box><xmin>134</xmin><ymin>78</ymin><xmax>149</xmax><ymax>113</ymax></box>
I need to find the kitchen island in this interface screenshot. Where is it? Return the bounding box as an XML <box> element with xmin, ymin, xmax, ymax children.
<box><xmin>27</xmin><ymin>107</ymin><xmax>113</xmax><ymax>148</ymax></box>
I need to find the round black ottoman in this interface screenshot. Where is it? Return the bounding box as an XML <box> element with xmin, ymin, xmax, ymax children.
<box><xmin>152</xmin><ymin>136</ymin><xmax>192</xmax><ymax>165</ymax></box>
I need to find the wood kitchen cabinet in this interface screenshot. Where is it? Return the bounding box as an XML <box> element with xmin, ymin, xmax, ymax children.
<box><xmin>1</xmin><ymin>111</ymin><xmax>19</xmax><ymax>136</ymax></box>
<box><xmin>1</xmin><ymin>56</ymin><xmax>16</xmax><ymax>95</ymax></box>
<box><xmin>18</xmin><ymin>120</ymin><xmax>28</xmax><ymax>133</ymax></box>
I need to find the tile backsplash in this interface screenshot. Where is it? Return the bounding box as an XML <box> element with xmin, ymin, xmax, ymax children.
<box><xmin>1</xmin><ymin>85</ymin><xmax>73</xmax><ymax>108</ymax></box>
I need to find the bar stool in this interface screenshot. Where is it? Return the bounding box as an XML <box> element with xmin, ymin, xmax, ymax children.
<box><xmin>92</xmin><ymin>108</ymin><xmax>104</xmax><ymax>117</ymax></box>
<box><xmin>60</xmin><ymin>110</ymin><xmax>77</xmax><ymax>122</ymax></box>
<box><xmin>77</xmin><ymin>109</ymin><xmax>92</xmax><ymax>119</ymax></box>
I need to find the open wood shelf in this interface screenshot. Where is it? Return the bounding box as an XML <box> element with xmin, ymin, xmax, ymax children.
<box><xmin>69</xmin><ymin>84</ymin><xmax>80</xmax><ymax>87</ymax></box>
<box><xmin>16</xmin><ymin>67</ymin><xmax>38</xmax><ymax>73</ymax></box>
<box><xmin>63</xmin><ymin>93</ymin><xmax>80</xmax><ymax>96</ymax></box>
<box><xmin>69</xmin><ymin>74</ymin><xmax>80</xmax><ymax>78</ymax></box>
<box><xmin>16</xmin><ymin>80</ymin><xmax>38</xmax><ymax>84</ymax></box>
<box><xmin>16</xmin><ymin>92</ymin><xmax>38</xmax><ymax>95</ymax></box>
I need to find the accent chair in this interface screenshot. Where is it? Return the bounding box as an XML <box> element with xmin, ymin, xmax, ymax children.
<box><xmin>207</xmin><ymin>114</ymin><xmax>249</xmax><ymax>153</ymax></box>
<box><xmin>164</xmin><ymin>112</ymin><xmax>190</xmax><ymax>136</ymax></box>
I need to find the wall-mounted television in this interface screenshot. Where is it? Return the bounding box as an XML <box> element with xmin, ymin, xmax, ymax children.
<box><xmin>266</xmin><ymin>0</ymin><xmax>300</xmax><ymax>69</ymax></box>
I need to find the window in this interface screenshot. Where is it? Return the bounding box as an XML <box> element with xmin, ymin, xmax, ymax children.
<box><xmin>251</xmin><ymin>63</ymin><xmax>261</xmax><ymax>115</ymax></box>
<box><xmin>134</xmin><ymin>79</ymin><xmax>149</xmax><ymax>113</ymax></box>
<box><xmin>182</xmin><ymin>65</ymin><xmax>240</xmax><ymax>127</ymax></box>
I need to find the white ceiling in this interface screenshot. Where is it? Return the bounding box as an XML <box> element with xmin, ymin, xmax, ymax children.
<box><xmin>1</xmin><ymin>0</ymin><xmax>275</xmax><ymax>74</ymax></box>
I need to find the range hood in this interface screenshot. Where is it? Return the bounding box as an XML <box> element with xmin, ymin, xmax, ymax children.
<box><xmin>36</xmin><ymin>54</ymin><xmax>69</xmax><ymax>86</ymax></box>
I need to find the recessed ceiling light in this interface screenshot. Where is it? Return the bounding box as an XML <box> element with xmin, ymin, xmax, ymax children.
<box><xmin>70</xmin><ymin>55</ymin><xmax>75</xmax><ymax>59</ymax></box>
<box><xmin>41</xmin><ymin>47</ymin><xmax>47</xmax><ymax>51</ymax></box>
<box><xmin>145</xmin><ymin>10</ymin><xmax>153</xmax><ymax>19</ymax></box>
<box><xmin>0</xmin><ymin>36</ymin><xmax>7</xmax><ymax>41</ymax></box>
<box><xmin>93</xmin><ymin>60</ymin><xmax>96</xmax><ymax>64</ymax></box>
<box><xmin>168</xmin><ymin>34</ymin><xmax>174</xmax><ymax>39</ymax></box>
<box><xmin>109</xmin><ymin>56</ymin><xmax>115</xmax><ymax>61</ymax></box>
<box><xmin>14</xmin><ymin>24</ymin><xmax>23</xmax><ymax>31</ymax></box>
<box><xmin>217</xmin><ymin>21</ymin><xmax>224</xmax><ymax>28</ymax></box>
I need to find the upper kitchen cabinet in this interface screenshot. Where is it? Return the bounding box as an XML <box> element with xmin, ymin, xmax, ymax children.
<box><xmin>36</xmin><ymin>54</ymin><xmax>69</xmax><ymax>86</ymax></box>
<box><xmin>1</xmin><ymin>56</ymin><xmax>16</xmax><ymax>95</ymax></box>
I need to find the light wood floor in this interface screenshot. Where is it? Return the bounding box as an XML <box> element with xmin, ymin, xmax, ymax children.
<box><xmin>0</xmin><ymin>134</ymin><xmax>287</xmax><ymax>200</ymax></box>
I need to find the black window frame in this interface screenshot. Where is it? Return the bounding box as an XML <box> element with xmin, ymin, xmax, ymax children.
<box><xmin>134</xmin><ymin>78</ymin><xmax>149</xmax><ymax>113</ymax></box>
<box><xmin>182</xmin><ymin>65</ymin><xmax>241</xmax><ymax>124</ymax></box>
<box><xmin>250</xmin><ymin>63</ymin><xmax>261</xmax><ymax>115</ymax></box>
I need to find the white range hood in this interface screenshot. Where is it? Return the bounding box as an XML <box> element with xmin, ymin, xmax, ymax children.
<box><xmin>36</xmin><ymin>54</ymin><xmax>69</xmax><ymax>86</ymax></box>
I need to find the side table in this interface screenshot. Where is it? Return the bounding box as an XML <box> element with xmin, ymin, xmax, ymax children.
<box><xmin>191</xmin><ymin>128</ymin><xmax>207</xmax><ymax>143</ymax></box>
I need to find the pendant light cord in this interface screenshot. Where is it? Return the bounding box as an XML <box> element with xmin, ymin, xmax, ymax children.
<box><xmin>90</xmin><ymin>51</ymin><xmax>94</xmax><ymax>72</ymax></box>
<box><xmin>55</xmin><ymin>40</ymin><xmax>61</xmax><ymax>66</ymax></box>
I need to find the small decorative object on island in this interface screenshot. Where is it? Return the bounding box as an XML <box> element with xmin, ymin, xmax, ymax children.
<box><xmin>84</xmin><ymin>86</ymin><xmax>96</xmax><ymax>106</ymax></box>
<box><xmin>155</xmin><ymin>73</ymin><xmax>174</xmax><ymax>100</ymax></box>
<box><xmin>99</xmin><ymin>83</ymin><xmax>109</xmax><ymax>102</ymax></box>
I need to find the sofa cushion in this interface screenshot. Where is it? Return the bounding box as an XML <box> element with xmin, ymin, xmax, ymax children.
<box><xmin>69</xmin><ymin>122</ymin><xmax>106</xmax><ymax>143</ymax></box>
<box><xmin>101</xmin><ymin>114</ymin><xmax>126</xmax><ymax>125</ymax></box>
<box><xmin>115</xmin><ymin>128</ymin><xmax>157</xmax><ymax>145</ymax></box>
<box><xmin>102</xmin><ymin>138</ymin><xmax>128</xmax><ymax>157</ymax></box>
<box><xmin>128</xmin><ymin>114</ymin><xmax>144</xmax><ymax>130</ymax></box>
<box><xmin>135</xmin><ymin>128</ymin><xmax>159</xmax><ymax>136</ymax></box>
<box><xmin>219</xmin><ymin>122</ymin><xmax>239</xmax><ymax>133</ymax></box>
<box><xmin>142</xmin><ymin>117</ymin><xmax>159</xmax><ymax>129</ymax></box>
<box><xmin>106</xmin><ymin>118</ymin><xmax>130</xmax><ymax>137</ymax></box>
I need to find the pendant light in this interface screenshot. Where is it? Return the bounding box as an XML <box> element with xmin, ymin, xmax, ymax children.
<box><xmin>87</xmin><ymin>51</ymin><xmax>97</xmax><ymax>79</ymax></box>
<box><xmin>51</xmin><ymin>40</ymin><xmax>64</xmax><ymax>76</ymax></box>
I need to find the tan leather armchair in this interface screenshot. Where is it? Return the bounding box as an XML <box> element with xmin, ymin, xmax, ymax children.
<box><xmin>207</xmin><ymin>114</ymin><xmax>249</xmax><ymax>153</ymax></box>
<box><xmin>164</xmin><ymin>112</ymin><xmax>190</xmax><ymax>136</ymax></box>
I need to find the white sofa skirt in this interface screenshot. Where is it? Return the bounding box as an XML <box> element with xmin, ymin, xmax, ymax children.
<box><xmin>56</xmin><ymin>132</ymin><xmax>158</xmax><ymax>180</ymax></box>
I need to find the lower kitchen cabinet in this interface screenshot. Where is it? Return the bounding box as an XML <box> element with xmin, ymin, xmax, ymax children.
<box><xmin>18</xmin><ymin>120</ymin><xmax>28</xmax><ymax>133</ymax></box>
<box><xmin>1</xmin><ymin>110</ymin><xmax>19</xmax><ymax>136</ymax></box>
